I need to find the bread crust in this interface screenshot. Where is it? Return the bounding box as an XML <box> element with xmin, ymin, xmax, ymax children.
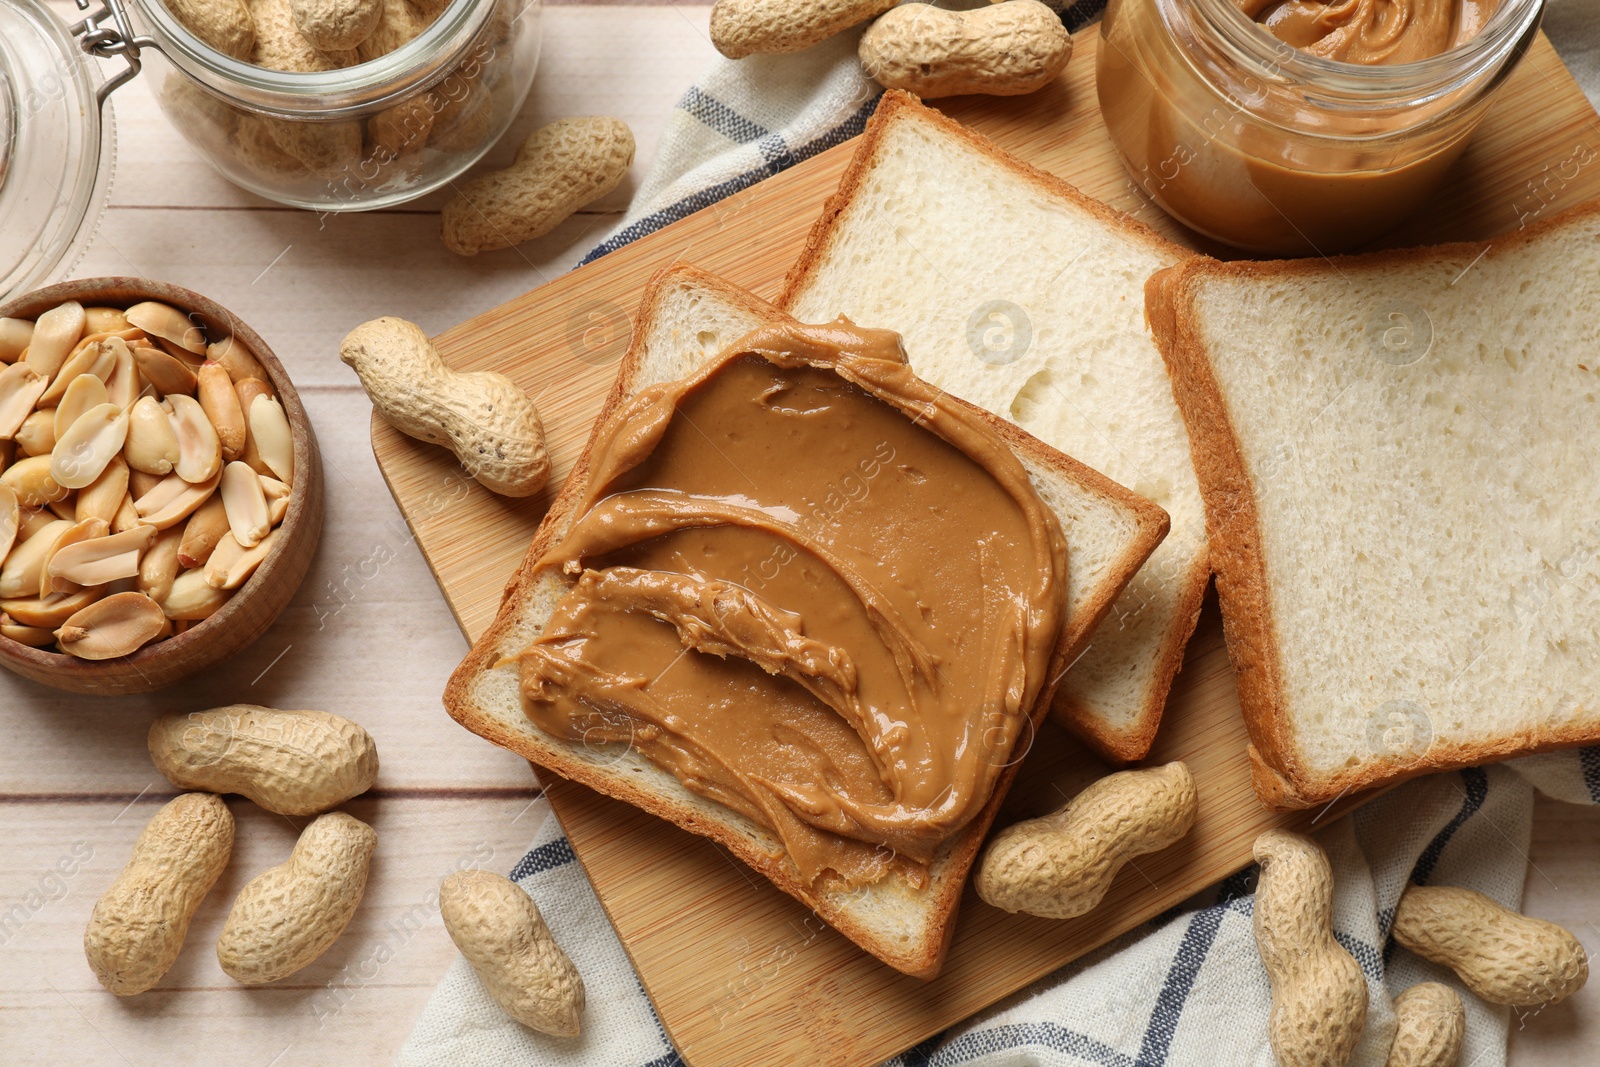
<box><xmin>777</xmin><ymin>89</ymin><xmax>1206</xmax><ymax>764</ymax></box>
<box><xmin>1146</xmin><ymin>199</ymin><xmax>1600</xmax><ymax>809</ymax></box>
<box><xmin>445</xmin><ymin>262</ymin><xmax>1166</xmax><ymax>977</ymax></box>
<box><xmin>1052</xmin><ymin>555</ymin><xmax>1212</xmax><ymax>763</ymax></box>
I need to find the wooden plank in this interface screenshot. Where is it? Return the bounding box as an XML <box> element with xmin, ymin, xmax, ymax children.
<box><xmin>0</xmin><ymin>794</ymin><xmax>542</xmax><ymax>1066</ymax></box>
<box><xmin>5</xmin><ymin>12</ymin><xmax>725</xmax><ymax>1067</ymax></box>
<box><xmin>369</xmin><ymin>29</ymin><xmax>1600</xmax><ymax>1067</ymax></box>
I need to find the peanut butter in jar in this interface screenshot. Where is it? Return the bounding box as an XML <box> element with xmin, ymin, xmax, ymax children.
<box><xmin>1096</xmin><ymin>0</ymin><xmax>1542</xmax><ymax>255</ymax></box>
<box><xmin>1242</xmin><ymin>0</ymin><xmax>1497</xmax><ymax>64</ymax></box>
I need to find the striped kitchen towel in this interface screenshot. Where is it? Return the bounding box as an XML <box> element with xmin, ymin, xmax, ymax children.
<box><xmin>575</xmin><ymin>28</ymin><xmax>881</xmax><ymax>269</ymax></box>
<box><xmin>399</xmin><ymin>4</ymin><xmax>1600</xmax><ymax>1063</ymax></box>
<box><xmin>398</xmin><ymin>761</ymin><xmax>1593</xmax><ymax>1066</ymax></box>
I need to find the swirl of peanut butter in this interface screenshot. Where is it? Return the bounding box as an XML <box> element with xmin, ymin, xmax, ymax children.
<box><xmin>1237</xmin><ymin>0</ymin><xmax>1496</xmax><ymax>63</ymax></box>
<box><xmin>516</xmin><ymin>320</ymin><xmax>1068</xmax><ymax>888</ymax></box>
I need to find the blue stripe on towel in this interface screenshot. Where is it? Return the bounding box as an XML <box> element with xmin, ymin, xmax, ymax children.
<box><xmin>574</xmin><ymin>0</ymin><xmax>1108</xmax><ymax>273</ymax></box>
<box><xmin>1581</xmin><ymin>746</ymin><xmax>1600</xmax><ymax>802</ymax></box>
<box><xmin>1382</xmin><ymin>767</ymin><xmax>1490</xmax><ymax>963</ymax></box>
<box><xmin>509</xmin><ymin>836</ymin><xmax>576</xmax><ymax>880</ymax></box>
<box><xmin>576</xmin><ymin>93</ymin><xmax>880</xmax><ymax>267</ymax></box>
<box><xmin>637</xmin><ymin>976</ymin><xmax>685</xmax><ymax>1066</ymax></box>
<box><xmin>1135</xmin><ymin>904</ymin><xmax>1228</xmax><ymax>1064</ymax></box>
<box><xmin>898</xmin><ymin>1033</ymin><xmax>945</xmax><ymax>1066</ymax></box>
<box><xmin>756</xmin><ymin>132</ymin><xmax>797</xmax><ymax>174</ymax></box>
<box><xmin>1408</xmin><ymin>767</ymin><xmax>1489</xmax><ymax>887</ymax></box>
<box><xmin>1215</xmin><ymin>867</ymin><xmax>1256</xmax><ymax>903</ymax></box>
<box><xmin>1335</xmin><ymin>930</ymin><xmax>1384</xmax><ymax>982</ymax></box>
<box><xmin>680</xmin><ymin>86</ymin><xmax>771</xmax><ymax>145</ymax></box>
<box><xmin>922</xmin><ymin>1021</ymin><xmax>1143</xmax><ymax>1067</ymax></box>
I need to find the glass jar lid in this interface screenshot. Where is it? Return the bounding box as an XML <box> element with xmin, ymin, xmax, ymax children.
<box><xmin>0</xmin><ymin>0</ymin><xmax>116</xmax><ymax>305</ymax></box>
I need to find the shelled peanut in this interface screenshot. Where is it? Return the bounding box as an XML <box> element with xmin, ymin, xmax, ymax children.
<box><xmin>0</xmin><ymin>300</ymin><xmax>295</xmax><ymax>660</ymax></box>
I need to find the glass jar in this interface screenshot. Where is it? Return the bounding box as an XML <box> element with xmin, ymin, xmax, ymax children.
<box><xmin>0</xmin><ymin>0</ymin><xmax>116</xmax><ymax>303</ymax></box>
<box><xmin>1097</xmin><ymin>0</ymin><xmax>1544</xmax><ymax>254</ymax></box>
<box><xmin>103</xmin><ymin>0</ymin><xmax>540</xmax><ymax>211</ymax></box>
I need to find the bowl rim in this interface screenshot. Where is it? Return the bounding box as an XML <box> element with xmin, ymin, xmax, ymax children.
<box><xmin>0</xmin><ymin>276</ymin><xmax>320</xmax><ymax>686</ymax></box>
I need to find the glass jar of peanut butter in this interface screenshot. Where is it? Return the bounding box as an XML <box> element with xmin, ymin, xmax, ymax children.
<box><xmin>1097</xmin><ymin>0</ymin><xmax>1544</xmax><ymax>254</ymax></box>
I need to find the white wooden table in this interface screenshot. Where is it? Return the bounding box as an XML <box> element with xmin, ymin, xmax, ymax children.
<box><xmin>3</xmin><ymin>3</ymin><xmax>1599</xmax><ymax>1064</ymax></box>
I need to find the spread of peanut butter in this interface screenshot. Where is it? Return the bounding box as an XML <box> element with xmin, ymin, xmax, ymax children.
<box><xmin>516</xmin><ymin>321</ymin><xmax>1068</xmax><ymax>889</ymax></box>
<box><xmin>1237</xmin><ymin>0</ymin><xmax>1496</xmax><ymax>63</ymax></box>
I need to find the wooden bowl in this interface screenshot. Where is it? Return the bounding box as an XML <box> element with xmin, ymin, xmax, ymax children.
<box><xmin>0</xmin><ymin>278</ymin><xmax>324</xmax><ymax>695</ymax></box>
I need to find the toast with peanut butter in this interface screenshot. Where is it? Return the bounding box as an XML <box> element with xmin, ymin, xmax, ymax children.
<box><xmin>782</xmin><ymin>92</ymin><xmax>1208</xmax><ymax>764</ymax></box>
<box><xmin>445</xmin><ymin>264</ymin><xmax>1167</xmax><ymax>978</ymax></box>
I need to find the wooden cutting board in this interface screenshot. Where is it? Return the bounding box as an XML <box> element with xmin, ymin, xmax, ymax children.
<box><xmin>372</xmin><ymin>30</ymin><xmax>1600</xmax><ymax>1067</ymax></box>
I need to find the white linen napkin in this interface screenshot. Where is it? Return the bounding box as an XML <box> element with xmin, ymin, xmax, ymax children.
<box><xmin>400</xmin><ymin>5</ymin><xmax>1600</xmax><ymax>1063</ymax></box>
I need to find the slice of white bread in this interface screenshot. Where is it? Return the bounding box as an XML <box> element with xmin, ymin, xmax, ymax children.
<box><xmin>1147</xmin><ymin>201</ymin><xmax>1600</xmax><ymax>809</ymax></box>
<box><xmin>445</xmin><ymin>263</ymin><xmax>1168</xmax><ymax>977</ymax></box>
<box><xmin>780</xmin><ymin>91</ymin><xmax>1208</xmax><ymax>763</ymax></box>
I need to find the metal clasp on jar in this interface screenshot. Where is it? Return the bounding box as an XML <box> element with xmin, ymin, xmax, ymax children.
<box><xmin>71</xmin><ymin>0</ymin><xmax>157</xmax><ymax>106</ymax></box>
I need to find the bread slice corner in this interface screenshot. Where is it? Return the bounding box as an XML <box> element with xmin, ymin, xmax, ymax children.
<box><xmin>445</xmin><ymin>262</ymin><xmax>1166</xmax><ymax>976</ymax></box>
